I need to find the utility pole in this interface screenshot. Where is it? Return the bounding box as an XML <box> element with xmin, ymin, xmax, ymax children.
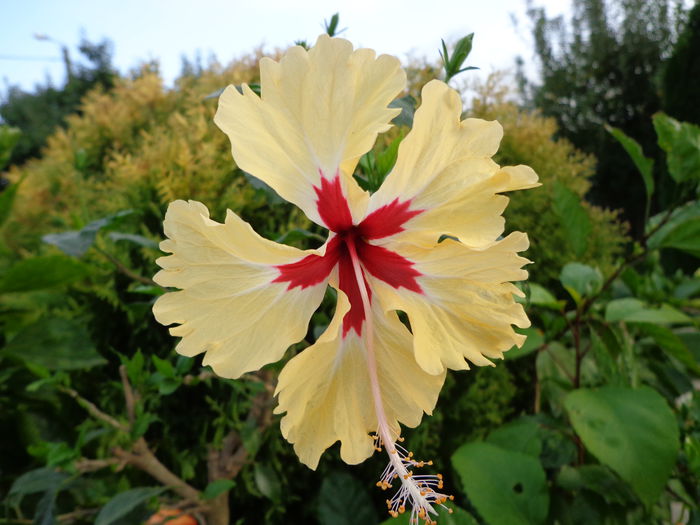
<box><xmin>34</xmin><ymin>33</ymin><xmax>73</xmax><ymax>82</ymax></box>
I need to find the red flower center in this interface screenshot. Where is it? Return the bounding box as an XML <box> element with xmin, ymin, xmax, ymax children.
<box><xmin>273</xmin><ymin>176</ymin><xmax>423</xmax><ymax>337</ymax></box>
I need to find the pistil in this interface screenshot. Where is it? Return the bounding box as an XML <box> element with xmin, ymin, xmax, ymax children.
<box><xmin>345</xmin><ymin>236</ymin><xmax>451</xmax><ymax>525</ymax></box>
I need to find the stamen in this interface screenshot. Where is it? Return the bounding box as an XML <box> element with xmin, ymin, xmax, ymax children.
<box><xmin>346</xmin><ymin>237</ymin><xmax>451</xmax><ymax>524</ymax></box>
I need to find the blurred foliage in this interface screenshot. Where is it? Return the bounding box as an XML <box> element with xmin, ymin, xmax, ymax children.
<box><xmin>662</xmin><ymin>2</ymin><xmax>700</xmax><ymax>126</ymax></box>
<box><xmin>0</xmin><ymin>22</ymin><xmax>699</xmax><ymax>525</ymax></box>
<box><xmin>521</xmin><ymin>0</ymin><xmax>689</xmax><ymax>237</ymax></box>
<box><xmin>470</xmin><ymin>74</ymin><xmax>628</xmax><ymax>286</ymax></box>
<box><xmin>0</xmin><ymin>38</ymin><xmax>117</xmax><ymax>168</ymax></box>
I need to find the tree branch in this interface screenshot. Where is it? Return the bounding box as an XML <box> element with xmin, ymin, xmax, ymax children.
<box><xmin>113</xmin><ymin>438</ymin><xmax>200</xmax><ymax>502</ymax></box>
<box><xmin>95</xmin><ymin>246</ymin><xmax>162</xmax><ymax>288</ymax></box>
<box><xmin>58</xmin><ymin>386</ymin><xmax>128</xmax><ymax>432</ymax></box>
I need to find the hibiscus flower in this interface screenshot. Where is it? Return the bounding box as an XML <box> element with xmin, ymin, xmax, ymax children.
<box><xmin>153</xmin><ymin>34</ymin><xmax>538</xmax><ymax>523</ymax></box>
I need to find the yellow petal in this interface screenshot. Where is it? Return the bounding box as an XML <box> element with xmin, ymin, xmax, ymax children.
<box><xmin>371</xmin><ymin>233</ymin><xmax>532</xmax><ymax>375</ymax></box>
<box><xmin>368</xmin><ymin>80</ymin><xmax>539</xmax><ymax>247</ymax></box>
<box><xmin>214</xmin><ymin>34</ymin><xmax>406</xmax><ymax>227</ymax></box>
<box><xmin>274</xmin><ymin>290</ymin><xmax>445</xmax><ymax>469</ymax></box>
<box><xmin>152</xmin><ymin>200</ymin><xmax>328</xmax><ymax>378</ymax></box>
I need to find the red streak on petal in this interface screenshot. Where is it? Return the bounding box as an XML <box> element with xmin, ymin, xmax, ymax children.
<box><xmin>274</xmin><ymin>177</ymin><xmax>424</xmax><ymax>339</ymax></box>
<box><xmin>338</xmin><ymin>239</ymin><xmax>371</xmax><ymax>337</ymax></box>
<box><xmin>358</xmin><ymin>198</ymin><xmax>423</xmax><ymax>239</ymax></box>
<box><xmin>273</xmin><ymin>237</ymin><xmax>340</xmax><ymax>289</ymax></box>
<box><xmin>314</xmin><ymin>174</ymin><xmax>353</xmax><ymax>232</ymax></box>
<box><xmin>357</xmin><ymin>241</ymin><xmax>422</xmax><ymax>294</ymax></box>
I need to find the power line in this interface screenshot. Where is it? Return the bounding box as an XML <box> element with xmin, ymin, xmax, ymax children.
<box><xmin>0</xmin><ymin>55</ymin><xmax>61</xmax><ymax>62</ymax></box>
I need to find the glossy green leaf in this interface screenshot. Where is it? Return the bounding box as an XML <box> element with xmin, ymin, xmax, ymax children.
<box><xmin>441</xmin><ymin>34</ymin><xmax>476</xmax><ymax>82</ymax></box>
<box><xmin>647</xmin><ymin>200</ymin><xmax>700</xmax><ymax>258</ymax></box>
<box><xmin>201</xmin><ymin>479</ymin><xmax>235</xmax><ymax>500</ymax></box>
<box><xmin>564</xmin><ymin>386</ymin><xmax>679</xmax><ymax>505</ymax></box>
<box><xmin>151</xmin><ymin>355</ymin><xmax>175</xmax><ymax>378</ymax></box>
<box><xmin>108</xmin><ymin>232</ymin><xmax>159</xmax><ymax>249</ymax></box>
<box><xmin>7</xmin><ymin>468</ymin><xmax>68</xmax><ymax>506</ymax></box>
<box><xmin>275</xmin><ymin>228</ymin><xmax>325</xmax><ymax>245</ymax></box>
<box><xmin>589</xmin><ymin>320</ymin><xmax>622</xmax><ymax>359</ymax></box>
<box><xmin>505</xmin><ymin>327</ymin><xmax>544</xmax><ymax>360</ymax></box>
<box><xmin>527</xmin><ymin>283</ymin><xmax>563</xmax><ymax>309</ymax></box>
<box><xmin>559</xmin><ymin>263</ymin><xmax>602</xmax><ymax>303</ymax></box>
<box><xmin>324</xmin><ymin>12</ymin><xmax>342</xmax><ymax>37</ymax></box>
<box><xmin>556</xmin><ymin>465</ymin><xmax>635</xmax><ymax>505</ymax></box>
<box><xmin>452</xmin><ymin>442</ymin><xmax>549</xmax><ymax>525</ymax></box>
<box><xmin>42</xmin><ymin>210</ymin><xmax>133</xmax><ymax>257</ymax></box>
<box><xmin>95</xmin><ymin>487</ymin><xmax>164</xmax><ymax>525</ymax></box>
<box><xmin>243</xmin><ymin>171</ymin><xmax>283</xmax><ymax>205</ymax></box>
<box><xmin>605</xmin><ymin>298</ymin><xmax>691</xmax><ymax>324</ymax></box>
<box><xmin>3</xmin><ymin>318</ymin><xmax>105</xmax><ymax>370</ymax></box>
<box><xmin>375</xmin><ymin>133</ymin><xmax>403</xmax><ymax>177</ymax></box>
<box><xmin>487</xmin><ymin>417</ymin><xmax>543</xmax><ymax>457</ymax></box>
<box><xmin>0</xmin><ymin>255</ymin><xmax>88</xmax><ymax>293</ymax></box>
<box><xmin>389</xmin><ymin>95</ymin><xmax>416</xmax><ymax>128</ymax></box>
<box><xmin>639</xmin><ymin>324</ymin><xmax>700</xmax><ymax>375</ymax></box>
<box><xmin>254</xmin><ymin>464</ymin><xmax>281</xmax><ymax>501</ymax></box>
<box><xmin>553</xmin><ymin>182</ymin><xmax>592</xmax><ymax>257</ymax></box>
<box><xmin>653</xmin><ymin>112</ymin><xmax>700</xmax><ymax>183</ymax></box>
<box><xmin>606</xmin><ymin>125</ymin><xmax>654</xmax><ymax>202</ymax></box>
<box><xmin>536</xmin><ymin>342</ymin><xmax>575</xmax><ymax>415</ymax></box>
<box><xmin>317</xmin><ymin>471</ymin><xmax>377</xmax><ymax>525</ymax></box>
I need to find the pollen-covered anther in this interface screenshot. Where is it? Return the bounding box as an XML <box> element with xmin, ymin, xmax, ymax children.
<box><xmin>375</xmin><ymin>437</ymin><xmax>452</xmax><ymax>525</ymax></box>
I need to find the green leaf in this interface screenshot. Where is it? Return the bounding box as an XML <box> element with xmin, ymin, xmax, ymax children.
<box><xmin>638</xmin><ymin>324</ymin><xmax>700</xmax><ymax>375</ymax></box>
<box><xmin>3</xmin><ymin>318</ymin><xmax>105</xmax><ymax>370</ymax></box>
<box><xmin>442</xmin><ymin>34</ymin><xmax>476</xmax><ymax>82</ymax></box>
<box><xmin>605</xmin><ymin>125</ymin><xmax>654</xmax><ymax>203</ymax></box>
<box><xmin>564</xmin><ymin>386</ymin><xmax>679</xmax><ymax>505</ymax></box>
<box><xmin>379</xmin><ymin>504</ymin><xmax>478</xmax><ymax>525</ymax></box>
<box><xmin>648</xmin><ymin>201</ymin><xmax>700</xmax><ymax>258</ymax></box>
<box><xmin>605</xmin><ymin>297</ymin><xmax>691</xmax><ymax>324</ymax></box>
<box><xmin>131</xmin><ymin>413</ymin><xmax>158</xmax><ymax>439</ymax></box>
<box><xmin>375</xmin><ymin>133</ymin><xmax>403</xmax><ymax>178</ymax></box>
<box><xmin>505</xmin><ymin>327</ymin><xmax>544</xmax><ymax>360</ymax></box>
<box><xmin>653</xmin><ymin>112</ymin><xmax>700</xmax><ymax>183</ymax></box>
<box><xmin>0</xmin><ymin>255</ymin><xmax>88</xmax><ymax>293</ymax></box>
<box><xmin>201</xmin><ymin>479</ymin><xmax>235</xmax><ymax>501</ymax></box>
<box><xmin>552</xmin><ymin>182</ymin><xmax>592</xmax><ymax>257</ymax></box>
<box><xmin>8</xmin><ymin>468</ymin><xmax>68</xmax><ymax>506</ymax></box>
<box><xmin>556</xmin><ymin>465</ymin><xmax>636</xmax><ymax>505</ymax></box>
<box><xmin>559</xmin><ymin>263</ymin><xmax>602</xmax><ymax>304</ymax></box>
<box><xmin>275</xmin><ymin>228</ymin><xmax>326</xmax><ymax>245</ymax></box>
<box><xmin>34</xmin><ymin>486</ymin><xmax>59</xmax><ymax>525</ymax></box>
<box><xmin>324</xmin><ymin>13</ymin><xmax>343</xmax><ymax>37</ymax></box>
<box><xmin>487</xmin><ymin>417</ymin><xmax>543</xmax><ymax>457</ymax></box>
<box><xmin>389</xmin><ymin>95</ymin><xmax>416</xmax><ymax>128</ymax></box>
<box><xmin>151</xmin><ymin>355</ymin><xmax>175</xmax><ymax>378</ymax></box>
<box><xmin>243</xmin><ymin>171</ymin><xmax>283</xmax><ymax>204</ymax></box>
<box><xmin>317</xmin><ymin>471</ymin><xmax>377</xmax><ymax>525</ymax></box>
<box><xmin>42</xmin><ymin>210</ymin><xmax>134</xmax><ymax>257</ymax></box>
<box><xmin>451</xmin><ymin>442</ymin><xmax>549</xmax><ymax>525</ymax></box>
<box><xmin>589</xmin><ymin>320</ymin><xmax>622</xmax><ymax>359</ymax></box>
<box><xmin>124</xmin><ymin>350</ymin><xmax>144</xmax><ymax>383</ymax></box>
<box><xmin>527</xmin><ymin>283</ymin><xmax>563</xmax><ymax>309</ymax></box>
<box><xmin>95</xmin><ymin>487</ymin><xmax>165</xmax><ymax>525</ymax></box>
<box><xmin>254</xmin><ymin>464</ymin><xmax>281</xmax><ymax>501</ymax></box>
<box><xmin>108</xmin><ymin>232</ymin><xmax>158</xmax><ymax>249</ymax></box>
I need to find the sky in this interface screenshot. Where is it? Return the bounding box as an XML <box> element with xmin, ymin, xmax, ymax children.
<box><xmin>0</xmin><ymin>0</ymin><xmax>571</xmax><ymax>94</ymax></box>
